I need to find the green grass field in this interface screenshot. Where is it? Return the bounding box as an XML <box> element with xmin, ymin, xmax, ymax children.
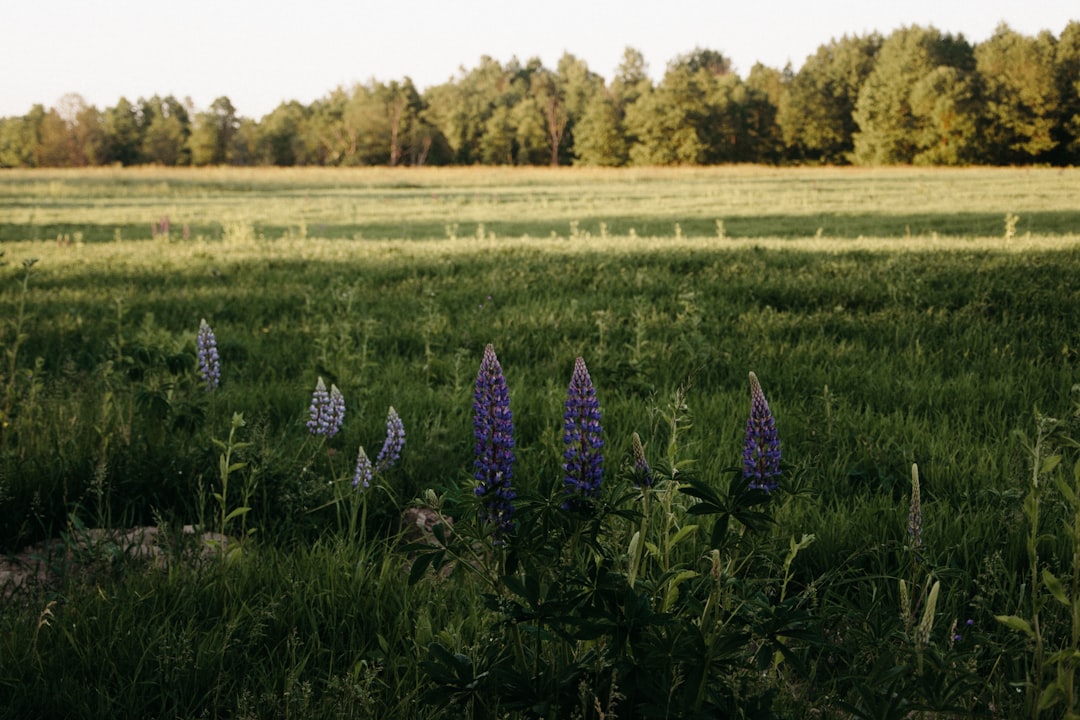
<box><xmin>2</xmin><ymin>166</ymin><xmax>1080</xmax><ymax>718</ymax></box>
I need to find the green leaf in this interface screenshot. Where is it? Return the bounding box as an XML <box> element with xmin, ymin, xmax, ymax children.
<box><xmin>1043</xmin><ymin>568</ymin><xmax>1070</xmax><ymax>606</ymax></box>
<box><xmin>1055</xmin><ymin>472</ymin><xmax>1079</xmax><ymax>505</ymax></box>
<box><xmin>1041</xmin><ymin>453</ymin><xmax>1063</xmax><ymax>476</ymax></box>
<box><xmin>1046</xmin><ymin>648</ymin><xmax>1080</xmax><ymax>665</ymax></box>
<box><xmin>407</xmin><ymin>551</ymin><xmax>437</xmax><ymax>585</ymax></box>
<box><xmin>995</xmin><ymin>614</ymin><xmax>1035</xmax><ymax>637</ymax></box>
<box><xmin>669</xmin><ymin>524</ymin><xmax>699</xmax><ymax>548</ymax></box>
<box><xmin>224</xmin><ymin>506</ymin><xmax>251</xmax><ymax>523</ymax></box>
<box><xmin>661</xmin><ymin>570</ymin><xmax>699</xmax><ymax>613</ymax></box>
<box><xmin>679</xmin><ymin>478</ymin><xmax>726</xmax><ymax>514</ymax></box>
<box><xmin>1038</xmin><ymin>682</ymin><xmax>1066</xmax><ymax>711</ymax></box>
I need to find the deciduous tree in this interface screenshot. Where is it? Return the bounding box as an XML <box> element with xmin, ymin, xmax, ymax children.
<box><xmin>141</xmin><ymin>95</ymin><xmax>190</xmax><ymax>165</ymax></box>
<box><xmin>853</xmin><ymin>25</ymin><xmax>976</xmax><ymax>164</ymax></box>
<box><xmin>104</xmin><ymin>97</ymin><xmax>141</xmax><ymax>165</ymax></box>
<box><xmin>189</xmin><ymin>96</ymin><xmax>239</xmax><ymax>165</ymax></box>
<box><xmin>573</xmin><ymin>90</ymin><xmax>627</xmax><ymax>166</ymax></box>
<box><xmin>1056</xmin><ymin>21</ymin><xmax>1080</xmax><ymax>163</ymax></box>
<box><xmin>976</xmin><ymin>23</ymin><xmax>1061</xmax><ymax>163</ymax></box>
<box><xmin>779</xmin><ymin>33</ymin><xmax>882</xmax><ymax>163</ymax></box>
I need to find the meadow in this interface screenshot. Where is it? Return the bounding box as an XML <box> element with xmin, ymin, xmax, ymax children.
<box><xmin>1</xmin><ymin>165</ymin><xmax>1080</xmax><ymax>718</ymax></box>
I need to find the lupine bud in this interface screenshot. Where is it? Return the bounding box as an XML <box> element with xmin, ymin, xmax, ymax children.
<box><xmin>743</xmin><ymin>371</ymin><xmax>781</xmax><ymax>491</ymax></box>
<box><xmin>631</xmin><ymin>432</ymin><xmax>653</xmax><ymax>487</ymax></box>
<box><xmin>473</xmin><ymin>344</ymin><xmax>515</xmax><ymax>538</ymax></box>
<box><xmin>908</xmin><ymin>463</ymin><xmax>923</xmax><ymax>566</ymax></box>
<box><xmin>196</xmin><ymin>319</ymin><xmax>220</xmax><ymax>392</ymax></box>
<box><xmin>563</xmin><ymin>357</ymin><xmax>603</xmax><ymax>508</ymax></box>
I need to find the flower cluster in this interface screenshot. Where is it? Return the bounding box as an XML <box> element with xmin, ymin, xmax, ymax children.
<box><xmin>743</xmin><ymin>371</ymin><xmax>781</xmax><ymax>492</ymax></box>
<box><xmin>631</xmin><ymin>431</ymin><xmax>653</xmax><ymax>487</ymax></box>
<box><xmin>376</xmin><ymin>406</ymin><xmax>405</xmax><ymax>472</ymax></box>
<box><xmin>307</xmin><ymin>376</ymin><xmax>345</xmax><ymax>438</ymax></box>
<box><xmin>473</xmin><ymin>344</ymin><xmax>515</xmax><ymax>537</ymax></box>
<box><xmin>196</xmin><ymin>319</ymin><xmax>220</xmax><ymax>392</ymax></box>
<box><xmin>563</xmin><ymin>356</ymin><xmax>603</xmax><ymax>507</ymax></box>
<box><xmin>351</xmin><ymin>407</ymin><xmax>405</xmax><ymax>491</ymax></box>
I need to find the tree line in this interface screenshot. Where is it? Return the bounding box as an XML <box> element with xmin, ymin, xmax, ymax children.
<box><xmin>2</xmin><ymin>22</ymin><xmax>1078</xmax><ymax>168</ymax></box>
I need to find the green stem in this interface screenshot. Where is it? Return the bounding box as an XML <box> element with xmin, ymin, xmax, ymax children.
<box><xmin>1030</xmin><ymin>421</ymin><xmax>1047</xmax><ymax>720</ymax></box>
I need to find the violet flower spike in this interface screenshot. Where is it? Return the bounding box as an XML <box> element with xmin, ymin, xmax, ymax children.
<box><xmin>352</xmin><ymin>446</ymin><xmax>373</xmax><ymax>490</ymax></box>
<box><xmin>306</xmin><ymin>377</ymin><xmax>345</xmax><ymax>437</ymax></box>
<box><xmin>743</xmin><ymin>371</ymin><xmax>781</xmax><ymax>492</ymax></box>
<box><xmin>562</xmin><ymin>357</ymin><xmax>603</xmax><ymax>507</ymax></box>
<box><xmin>376</xmin><ymin>406</ymin><xmax>405</xmax><ymax>472</ymax></box>
<box><xmin>473</xmin><ymin>344</ymin><xmax>515</xmax><ymax>538</ymax></box>
<box><xmin>327</xmin><ymin>384</ymin><xmax>345</xmax><ymax>437</ymax></box>
<box><xmin>196</xmin><ymin>319</ymin><xmax>220</xmax><ymax>392</ymax></box>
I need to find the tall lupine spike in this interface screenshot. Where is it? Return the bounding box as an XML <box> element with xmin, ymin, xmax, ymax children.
<box><xmin>473</xmin><ymin>344</ymin><xmax>515</xmax><ymax>538</ymax></box>
<box><xmin>743</xmin><ymin>371</ymin><xmax>781</xmax><ymax>492</ymax></box>
<box><xmin>196</xmin><ymin>319</ymin><xmax>220</xmax><ymax>392</ymax></box>
<box><xmin>563</xmin><ymin>356</ymin><xmax>603</xmax><ymax>508</ymax></box>
<box><xmin>352</xmin><ymin>446</ymin><xmax>373</xmax><ymax>489</ymax></box>
<box><xmin>327</xmin><ymin>384</ymin><xmax>345</xmax><ymax>437</ymax></box>
<box><xmin>908</xmin><ymin>463</ymin><xmax>923</xmax><ymax>568</ymax></box>
<box><xmin>376</xmin><ymin>406</ymin><xmax>405</xmax><ymax>472</ymax></box>
<box><xmin>306</xmin><ymin>377</ymin><xmax>345</xmax><ymax>437</ymax></box>
<box><xmin>307</xmin><ymin>377</ymin><xmax>329</xmax><ymax>434</ymax></box>
<box><xmin>631</xmin><ymin>432</ymin><xmax>653</xmax><ymax>487</ymax></box>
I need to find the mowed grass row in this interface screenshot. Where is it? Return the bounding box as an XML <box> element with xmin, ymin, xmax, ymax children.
<box><xmin>2</xmin><ymin>167</ymin><xmax>1080</xmax><ymax>717</ymax></box>
<box><xmin>3</xmin><ymin>165</ymin><xmax>1080</xmax><ymax>241</ymax></box>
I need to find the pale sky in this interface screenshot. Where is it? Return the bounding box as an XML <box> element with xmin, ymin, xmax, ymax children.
<box><xmin>2</xmin><ymin>0</ymin><xmax>1076</xmax><ymax>119</ymax></box>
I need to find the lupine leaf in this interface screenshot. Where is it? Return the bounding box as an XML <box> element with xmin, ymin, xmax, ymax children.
<box><xmin>670</xmin><ymin>524</ymin><xmax>699</xmax><ymax>547</ymax></box>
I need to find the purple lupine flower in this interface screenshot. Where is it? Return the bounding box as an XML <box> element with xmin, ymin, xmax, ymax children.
<box><xmin>196</xmin><ymin>319</ymin><xmax>220</xmax><ymax>392</ymax></box>
<box><xmin>306</xmin><ymin>377</ymin><xmax>330</xmax><ymax>434</ymax></box>
<box><xmin>376</xmin><ymin>406</ymin><xmax>405</xmax><ymax>472</ymax></box>
<box><xmin>563</xmin><ymin>357</ymin><xmax>603</xmax><ymax>508</ymax></box>
<box><xmin>743</xmin><ymin>372</ymin><xmax>781</xmax><ymax>492</ymax></box>
<box><xmin>306</xmin><ymin>377</ymin><xmax>345</xmax><ymax>437</ymax></box>
<box><xmin>352</xmin><ymin>446</ymin><xmax>373</xmax><ymax>489</ymax></box>
<box><xmin>473</xmin><ymin>344</ymin><xmax>515</xmax><ymax>537</ymax></box>
<box><xmin>631</xmin><ymin>432</ymin><xmax>653</xmax><ymax>487</ymax></box>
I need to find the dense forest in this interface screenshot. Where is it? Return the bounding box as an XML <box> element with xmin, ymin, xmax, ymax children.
<box><xmin>2</xmin><ymin>22</ymin><xmax>1079</xmax><ymax>168</ymax></box>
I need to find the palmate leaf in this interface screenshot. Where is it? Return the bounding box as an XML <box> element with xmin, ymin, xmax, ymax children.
<box><xmin>680</xmin><ymin>474</ymin><xmax>775</xmax><ymax>547</ymax></box>
<box><xmin>403</xmin><ymin>545</ymin><xmax>449</xmax><ymax>585</ymax></box>
<box><xmin>419</xmin><ymin>642</ymin><xmax>492</xmax><ymax>708</ymax></box>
